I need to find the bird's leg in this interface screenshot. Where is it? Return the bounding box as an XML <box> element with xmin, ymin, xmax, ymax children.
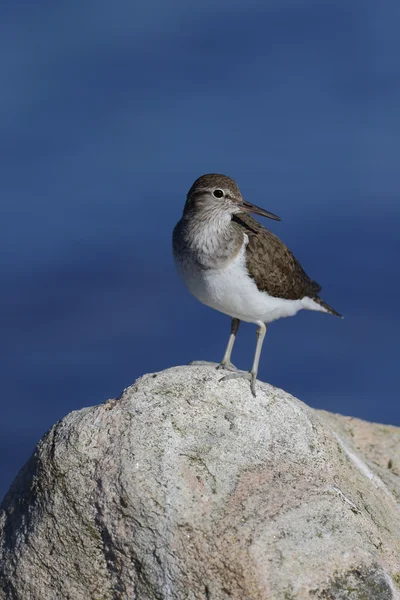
<box><xmin>216</xmin><ymin>318</ymin><xmax>240</xmax><ymax>372</ymax></box>
<box><xmin>189</xmin><ymin>318</ymin><xmax>240</xmax><ymax>372</ymax></box>
<box><xmin>249</xmin><ymin>322</ymin><xmax>267</xmax><ymax>395</ymax></box>
<box><xmin>220</xmin><ymin>322</ymin><xmax>267</xmax><ymax>397</ymax></box>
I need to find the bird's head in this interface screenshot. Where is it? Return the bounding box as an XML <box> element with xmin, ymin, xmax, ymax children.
<box><xmin>184</xmin><ymin>173</ymin><xmax>281</xmax><ymax>222</ymax></box>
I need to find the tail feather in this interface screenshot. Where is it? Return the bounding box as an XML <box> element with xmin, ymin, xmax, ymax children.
<box><xmin>313</xmin><ymin>296</ymin><xmax>343</xmax><ymax>318</ymax></box>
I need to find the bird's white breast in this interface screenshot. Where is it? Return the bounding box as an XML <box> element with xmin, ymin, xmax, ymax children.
<box><xmin>175</xmin><ymin>234</ymin><xmax>326</xmax><ymax>324</ymax></box>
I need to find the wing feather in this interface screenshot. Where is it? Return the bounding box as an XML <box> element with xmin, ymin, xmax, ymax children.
<box><xmin>232</xmin><ymin>213</ymin><xmax>321</xmax><ymax>300</ymax></box>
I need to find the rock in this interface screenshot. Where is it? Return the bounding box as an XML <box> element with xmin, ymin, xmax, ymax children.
<box><xmin>0</xmin><ymin>365</ymin><xmax>400</xmax><ymax>600</ymax></box>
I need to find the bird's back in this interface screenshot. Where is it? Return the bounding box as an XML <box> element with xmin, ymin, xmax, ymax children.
<box><xmin>232</xmin><ymin>213</ymin><xmax>322</xmax><ymax>301</ymax></box>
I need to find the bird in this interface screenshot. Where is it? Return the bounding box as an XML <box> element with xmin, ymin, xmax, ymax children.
<box><xmin>172</xmin><ymin>173</ymin><xmax>341</xmax><ymax>396</ymax></box>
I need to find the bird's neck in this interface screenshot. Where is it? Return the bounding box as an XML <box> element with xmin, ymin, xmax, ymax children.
<box><xmin>181</xmin><ymin>209</ymin><xmax>242</xmax><ymax>268</ymax></box>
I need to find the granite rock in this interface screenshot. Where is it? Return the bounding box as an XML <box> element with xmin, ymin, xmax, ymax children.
<box><xmin>1</xmin><ymin>365</ymin><xmax>399</xmax><ymax>599</ymax></box>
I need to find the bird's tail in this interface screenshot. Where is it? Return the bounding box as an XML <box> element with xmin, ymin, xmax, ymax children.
<box><xmin>313</xmin><ymin>297</ymin><xmax>343</xmax><ymax>318</ymax></box>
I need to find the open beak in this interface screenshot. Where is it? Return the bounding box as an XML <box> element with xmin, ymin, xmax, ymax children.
<box><xmin>239</xmin><ymin>200</ymin><xmax>281</xmax><ymax>221</ymax></box>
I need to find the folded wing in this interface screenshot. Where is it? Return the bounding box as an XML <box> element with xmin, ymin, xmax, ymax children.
<box><xmin>232</xmin><ymin>213</ymin><xmax>322</xmax><ymax>300</ymax></box>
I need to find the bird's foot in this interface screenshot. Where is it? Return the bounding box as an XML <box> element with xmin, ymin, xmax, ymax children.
<box><xmin>219</xmin><ymin>371</ymin><xmax>257</xmax><ymax>397</ymax></box>
<box><xmin>216</xmin><ymin>361</ymin><xmax>237</xmax><ymax>372</ymax></box>
<box><xmin>189</xmin><ymin>360</ymin><xmax>220</xmax><ymax>368</ymax></box>
<box><xmin>189</xmin><ymin>360</ymin><xmax>238</xmax><ymax>372</ymax></box>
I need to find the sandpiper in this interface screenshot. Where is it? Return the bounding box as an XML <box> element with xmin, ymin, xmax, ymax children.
<box><xmin>172</xmin><ymin>174</ymin><xmax>341</xmax><ymax>396</ymax></box>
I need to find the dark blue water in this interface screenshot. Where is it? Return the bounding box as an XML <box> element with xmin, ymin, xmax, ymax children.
<box><xmin>1</xmin><ymin>0</ymin><xmax>399</xmax><ymax>500</ymax></box>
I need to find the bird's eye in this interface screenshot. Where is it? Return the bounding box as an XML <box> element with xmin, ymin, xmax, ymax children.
<box><xmin>213</xmin><ymin>189</ymin><xmax>224</xmax><ymax>198</ymax></box>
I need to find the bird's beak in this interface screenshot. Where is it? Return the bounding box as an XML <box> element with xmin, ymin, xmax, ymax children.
<box><xmin>239</xmin><ymin>200</ymin><xmax>281</xmax><ymax>221</ymax></box>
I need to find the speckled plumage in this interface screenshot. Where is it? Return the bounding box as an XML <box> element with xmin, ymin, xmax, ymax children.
<box><xmin>174</xmin><ymin>174</ymin><xmax>340</xmax><ymax>316</ymax></box>
<box><xmin>173</xmin><ymin>173</ymin><xmax>341</xmax><ymax>396</ymax></box>
<box><xmin>231</xmin><ymin>213</ymin><xmax>341</xmax><ymax>316</ymax></box>
<box><xmin>232</xmin><ymin>213</ymin><xmax>321</xmax><ymax>299</ymax></box>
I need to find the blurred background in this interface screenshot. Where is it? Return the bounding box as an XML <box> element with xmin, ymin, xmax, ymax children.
<box><xmin>1</xmin><ymin>0</ymin><xmax>399</xmax><ymax>500</ymax></box>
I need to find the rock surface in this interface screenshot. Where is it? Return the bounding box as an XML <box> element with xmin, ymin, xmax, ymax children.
<box><xmin>1</xmin><ymin>365</ymin><xmax>400</xmax><ymax>600</ymax></box>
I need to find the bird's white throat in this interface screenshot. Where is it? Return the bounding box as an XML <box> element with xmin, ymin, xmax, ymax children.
<box><xmin>182</xmin><ymin>210</ymin><xmax>233</xmax><ymax>260</ymax></box>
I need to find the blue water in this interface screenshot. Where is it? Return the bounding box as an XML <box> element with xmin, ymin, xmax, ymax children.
<box><xmin>1</xmin><ymin>0</ymin><xmax>399</xmax><ymax>500</ymax></box>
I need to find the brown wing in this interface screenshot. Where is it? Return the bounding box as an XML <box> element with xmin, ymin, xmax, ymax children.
<box><xmin>232</xmin><ymin>213</ymin><xmax>321</xmax><ymax>300</ymax></box>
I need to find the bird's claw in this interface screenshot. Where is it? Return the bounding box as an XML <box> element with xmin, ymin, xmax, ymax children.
<box><xmin>216</xmin><ymin>361</ymin><xmax>237</xmax><ymax>372</ymax></box>
<box><xmin>188</xmin><ymin>360</ymin><xmax>220</xmax><ymax>367</ymax></box>
<box><xmin>189</xmin><ymin>361</ymin><xmax>257</xmax><ymax>396</ymax></box>
<box><xmin>219</xmin><ymin>371</ymin><xmax>257</xmax><ymax>397</ymax></box>
<box><xmin>189</xmin><ymin>360</ymin><xmax>237</xmax><ymax>372</ymax></box>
